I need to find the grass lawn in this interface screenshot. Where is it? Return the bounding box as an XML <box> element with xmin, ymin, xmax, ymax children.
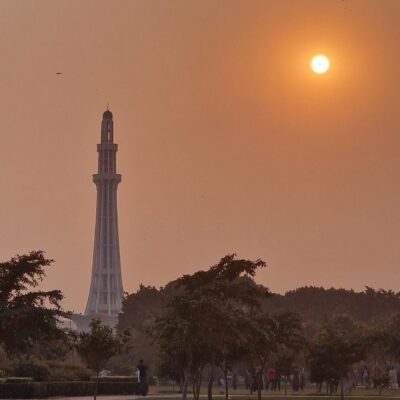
<box><xmin>148</xmin><ymin>386</ymin><xmax>400</xmax><ymax>399</ymax></box>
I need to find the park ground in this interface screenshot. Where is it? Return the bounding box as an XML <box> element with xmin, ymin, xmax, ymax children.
<box><xmin>25</xmin><ymin>386</ymin><xmax>400</xmax><ymax>400</ymax></box>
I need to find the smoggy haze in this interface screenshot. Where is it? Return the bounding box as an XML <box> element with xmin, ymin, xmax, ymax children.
<box><xmin>1</xmin><ymin>0</ymin><xmax>400</xmax><ymax>312</ymax></box>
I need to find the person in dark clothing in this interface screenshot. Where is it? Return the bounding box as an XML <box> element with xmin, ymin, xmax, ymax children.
<box><xmin>275</xmin><ymin>370</ymin><xmax>281</xmax><ymax>391</ymax></box>
<box><xmin>137</xmin><ymin>359</ymin><xmax>148</xmax><ymax>396</ymax></box>
<box><xmin>232</xmin><ymin>373</ymin><xmax>238</xmax><ymax>390</ymax></box>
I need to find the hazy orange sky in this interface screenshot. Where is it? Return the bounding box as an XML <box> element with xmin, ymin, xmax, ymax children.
<box><xmin>1</xmin><ymin>0</ymin><xmax>400</xmax><ymax>312</ymax></box>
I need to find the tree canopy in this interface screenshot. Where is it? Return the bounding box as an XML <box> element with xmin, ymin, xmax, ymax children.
<box><xmin>307</xmin><ymin>315</ymin><xmax>366</xmax><ymax>399</ymax></box>
<box><xmin>0</xmin><ymin>251</ymin><xmax>67</xmax><ymax>354</ymax></box>
<box><xmin>75</xmin><ymin>319</ymin><xmax>129</xmax><ymax>400</ymax></box>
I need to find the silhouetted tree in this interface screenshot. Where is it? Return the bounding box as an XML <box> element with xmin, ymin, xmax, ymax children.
<box><xmin>151</xmin><ymin>254</ymin><xmax>268</xmax><ymax>400</ymax></box>
<box><xmin>265</xmin><ymin>286</ymin><xmax>400</xmax><ymax>326</ymax></box>
<box><xmin>247</xmin><ymin>312</ymin><xmax>304</xmax><ymax>400</ymax></box>
<box><xmin>75</xmin><ymin>319</ymin><xmax>129</xmax><ymax>400</ymax></box>
<box><xmin>307</xmin><ymin>315</ymin><xmax>366</xmax><ymax>400</ymax></box>
<box><xmin>274</xmin><ymin>313</ymin><xmax>306</xmax><ymax>395</ymax></box>
<box><xmin>0</xmin><ymin>251</ymin><xmax>67</xmax><ymax>354</ymax></box>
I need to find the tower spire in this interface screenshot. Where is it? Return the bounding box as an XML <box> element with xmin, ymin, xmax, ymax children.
<box><xmin>85</xmin><ymin>109</ymin><xmax>123</xmax><ymax>318</ymax></box>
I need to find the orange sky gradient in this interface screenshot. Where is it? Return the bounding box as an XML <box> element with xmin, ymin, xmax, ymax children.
<box><xmin>1</xmin><ymin>0</ymin><xmax>400</xmax><ymax>313</ymax></box>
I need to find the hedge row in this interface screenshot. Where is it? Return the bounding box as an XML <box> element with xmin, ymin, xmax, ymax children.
<box><xmin>90</xmin><ymin>376</ymin><xmax>137</xmax><ymax>383</ymax></box>
<box><xmin>0</xmin><ymin>381</ymin><xmax>138</xmax><ymax>399</ymax></box>
<box><xmin>4</xmin><ymin>378</ymin><xmax>33</xmax><ymax>384</ymax></box>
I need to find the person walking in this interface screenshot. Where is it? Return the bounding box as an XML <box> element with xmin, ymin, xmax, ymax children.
<box><xmin>299</xmin><ymin>368</ymin><xmax>305</xmax><ymax>391</ymax></box>
<box><xmin>137</xmin><ymin>359</ymin><xmax>149</xmax><ymax>396</ymax></box>
<box><xmin>362</xmin><ymin>366</ymin><xmax>369</xmax><ymax>389</ymax></box>
<box><xmin>267</xmin><ymin>367</ymin><xmax>276</xmax><ymax>391</ymax></box>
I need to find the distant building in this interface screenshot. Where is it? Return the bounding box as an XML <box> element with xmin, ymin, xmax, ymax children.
<box><xmin>72</xmin><ymin>109</ymin><xmax>124</xmax><ymax>330</ymax></box>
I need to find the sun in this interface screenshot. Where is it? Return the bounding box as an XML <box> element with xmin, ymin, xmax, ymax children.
<box><xmin>311</xmin><ymin>55</ymin><xmax>330</xmax><ymax>74</ymax></box>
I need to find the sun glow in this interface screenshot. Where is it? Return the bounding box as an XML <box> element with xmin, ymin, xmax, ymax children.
<box><xmin>311</xmin><ymin>55</ymin><xmax>330</xmax><ymax>74</ymax></box>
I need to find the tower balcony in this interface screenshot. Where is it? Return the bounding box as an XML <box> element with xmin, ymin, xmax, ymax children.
<box><xmin>97</xmin><ymin>143</ymin><xmax>118</xmax><ymax>151</ymax></box>
<box><xmin>93</xmin><ymin>173</ymin><xmax>121</xmax><ymax>183</ymax></box>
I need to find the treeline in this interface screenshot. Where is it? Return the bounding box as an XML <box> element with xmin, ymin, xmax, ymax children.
<box><xmin>265</xmin><ymin>286</ymin><xmax>400</xmax><ymax>325</ymax></box>
<box><xmin>116</xmin><ymin>257</ymin><xmax>400</xmax><ymax>400</ymax></box>
<box><xmin>119</xmin><ymin>284</ymin><xmax>400</xmax><ymax>331</ymax></box>
<box><xmin>3</xmin><ymin>251</ymin><xmax>400</xmax><ymax>400</ymax></box>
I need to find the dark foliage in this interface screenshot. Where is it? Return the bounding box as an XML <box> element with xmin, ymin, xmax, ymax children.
<box><xmin>74</xmin><ymin>319</ymin><xmax>130</xmax><ymax>400</ymax></box>
<box><xmin>151</xmin><ymin>254</ymin><xmax>268</xmax><ymax>400</ymax></box>
<box><xmin>265</xmin><ymin>286</ymin><xmax>400</xmax><ymax>325</ymax></box>
<box><xmin>117</xmin><ymin>283</ymin><xmax>178</xmax><ymax>332</ymax></box>
<box><xmin>7</xmin><ymin>359</ymin><xmax>92</xmax><ymax>382</ymax></box>
<box><xmin>0</xmin><ymin>251</ymin><xmax>68</xmax><ymax>354</ymax></box>
<box><xmin>307</xmin><ymin>315</ymin><xmax>366</xmax><ymax>399</ymax></box>
<box><xmin>10</xmin><ymin>360</ymin><xmax>51</xmax><ymax>382</ymax></box>
<box><xmin>0</xmin><ymin>381</ymin><xmax>138</xmax><ymax>399</ymax></box>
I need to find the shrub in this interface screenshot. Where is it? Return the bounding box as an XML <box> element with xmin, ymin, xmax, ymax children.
<box><xmin>5</xmin><ymin>378</ymin><xmax>33</xmax><ymax>383</ymax></box>
<box><xmin>0</xmin><ymin>381</ymin><xmax>139</xmax><ymax>398</ymax></box>
<box><xmin>97</xmin><ymin>382</ymin><xmax>136</xmax><ymax>395</ymax></box>
<box><xmin>0</xmin><ymin>382</ymin><xmax>47</xmax><ymax>398</ymax></box>
<box><xmin>10</xmin><ymin>361</ymin><xmax>50</xmax><ymax>382</ymax></box>
<box><xmin>90</xmin><ymin>376</ymin><xmax>137</xmax><ymax>383</ymax></box>
<box><xmin>47</xmin><ymin>382</ymin><xmax>95</xmax><ymax>397</ymax></box>
<box><xmin>45</xmin><ymin>361</ymin><xmax>92</xmax><ymax>382</ymax></box>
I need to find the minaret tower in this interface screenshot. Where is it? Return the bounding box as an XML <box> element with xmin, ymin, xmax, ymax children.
<box><xmin>85</xmin><ymin>109</ymin><xmax>123</xmax><ymax>317</ymax></box>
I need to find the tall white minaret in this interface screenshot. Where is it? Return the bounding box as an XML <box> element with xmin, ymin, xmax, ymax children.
<box><xmin>85</xmin><ymin>109</ymin><xmax>123</xmax><ymax>317</ymax></box>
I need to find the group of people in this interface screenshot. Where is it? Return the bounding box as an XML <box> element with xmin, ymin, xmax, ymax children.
<box><xmin>132</xmin><ymin>360</ymin><xmax>400</xmax><ymax>395</ymax></box>
<box><xmin>358</xmin><ymin>365</ymin><xmax>399</xmax><ymax>390</ymax></box>
<box><xmin>244</xmin><ymin>367</ymin><xmax>306</xmax><ymax>393</ymax></box>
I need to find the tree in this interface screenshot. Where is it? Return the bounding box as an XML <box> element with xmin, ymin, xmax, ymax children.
<box><xmin>210</xmin><ymin>306</ymin><xmax>252</xmax><ymax>400</ymax></box>
<box><xmin>382</xmin><ymin>314</ymin><xmax>400</xmax><ymax>361</ymax></box>
<box><xmin>307</xmin><ymin>315</ymin><xmax>366</xmax><ymax>400</ymax></box>
<box><xmin>365</xmin><ymin>324</ymin><xmax>392</xmax><ymax>394</ymax></box>
<box><xmin>0</xmin><ymin>251</ymin><xmax>67</xmax><ymax>354</ymax></box>
<box><xmin>75</xmin><ymin>319</ymin><xmax>129</xmax><ymax>400</ymax></box>
<box><xmin>151</xmin><ymin>293</ymin><xmax>214</xmax><ymax>400</ymax></box>
<box><xmin>151</xmin><ymin>254</ymin><xmax>268</xmax><ymax>400</ymax></box>
<box><xmin>273</xmin><ymin>313</ymin><xmax>306</xmax><ymax>395</ymax></box>
<box><xmin>247</xmin><ymin>312</ymin><xmax>304</xmax><ymax>400</ymax></box>
<box><xmin>264</xmin><ymin>286</ymin><xmax>400</xmax><ymax>326</ymax></box>
<box><xmin>118</xmin><ymin>284</ymin><xmax>177</xmax><ymax>332</ymax></box>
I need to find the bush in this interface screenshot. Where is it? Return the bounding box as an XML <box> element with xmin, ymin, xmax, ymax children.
<box><xmin>0</xmin><ymin>381</ymin><xmax>139</xmax><ymax>398</ymax></box>
<box><xmin>10</xmin><ymin>361</ymin><xmax>50</xmax><ymax>382</ymax></box>
<box><xmin>97</xmin><ymin>382</ymin><xmax>137</xmax><ymax>395</ymax></box>
<box><xmin>5</xmin><ymin>378</ymin><xmax>33</xmax><ymax>383</ymax></box>
<box><xmin>47</xmin><ymin>382</ymin><xmax>95</xmax><ymax>397</ymax></box>
<box><xmin>90</xmin><ymin>376</ymin><xmax>137</xmax><ymax>383</ymax></box>
<box><xmin>0</xmin><ymin>382</ymin><xmax>47</xmax><ymax>399</ymax></box>
<box><xmin>45</xmin><ymin>361</ymin><xmax>92</xmax><ymax>382</ymax></box>
<box><xmin>106</xmin><ymin>353</ymin><xmax>136</xmax><ymax>376</ymax></box>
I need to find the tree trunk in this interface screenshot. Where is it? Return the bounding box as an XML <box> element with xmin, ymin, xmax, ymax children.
<box><xmin>192</xmin><ymin>382</ymin><xmax>196</xmax><ymax>400</ymax></box>
<box><xmin>94</xmin><ymin>371</ymin><xmax>99</xmax><ymax>400</ymax></box>
<box><xmin>257</xmin><ymin>370</ymin><xmax>262</xmax><ymax>400</ymax></box>
<box><xmin>224</xmin><ymin>369</ymin><xmax>229</xmax><ymax>400</ymax></box>
<box><xmin>182</xmin><ymin>370</ymin><xmax>189</xmax><ymax>400</ymax></box>
<box><xmin>195</xmin><ymin>367</ymin><xmax>203</xmax><ymax>400</ymax></box>
<box><xmin>207</xmin><ymin>365</ymin><xmax>214</xmax><ymax>400</ymax></box>
<box><xmin>284</xmin><ymin>375</ymin><xmax>287</xmax><ymax>395</ymax></box>
<box><xmin>340</xmin><ymin>378</ymin><xmax>344</xmax><ymax>400</ymax></box>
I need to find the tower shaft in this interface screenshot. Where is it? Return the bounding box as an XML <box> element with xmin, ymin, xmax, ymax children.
<box><xmin>85</xmin><ymin>110</ymin><xmax>123</xmax><ymax>317</ymax></box>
